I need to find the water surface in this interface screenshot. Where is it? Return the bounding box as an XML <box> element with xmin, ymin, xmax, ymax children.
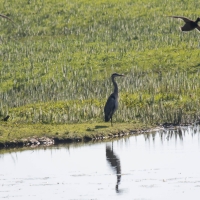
<box><xmin>1</xmin><ymin>126</ymin><xmax>200</xmax><ymax>199</ymax></box>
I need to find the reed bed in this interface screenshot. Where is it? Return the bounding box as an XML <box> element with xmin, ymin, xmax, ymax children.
<box><xmin>1</xmin><ymin>0</ymin><xmax>200</xmax><ymax>125</ymax></box>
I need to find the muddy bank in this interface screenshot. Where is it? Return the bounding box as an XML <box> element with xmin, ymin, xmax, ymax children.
<box><xmin>1</xmin><ymin>120</ymin><xmax>195</xmax><ymax>150</ymax></box>
<box><xmin>0</xmin><ymin>127</ymin><xmax>163</xmax><ymax>149</ymax></box>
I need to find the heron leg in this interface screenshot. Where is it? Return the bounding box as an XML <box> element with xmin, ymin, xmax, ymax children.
<box><xmin>111</xmin><ymin>117</ymin><xmax>113</xmax><ymax>126</ymax></box>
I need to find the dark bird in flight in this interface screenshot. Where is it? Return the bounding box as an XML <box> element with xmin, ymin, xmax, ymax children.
<box><xmin>104</xmin><ymin>73</ymin><xmax>124</xmax><ymax>126</ymax></box>
<box><xmin>168</xmin><ymin>16</ymin><xmax>200</xmax><ymax>32</ymax></box>
<box><xmin>0</xmin><ymin>13</ymin><xmax>13</xmax><ymax>22</ymax></box>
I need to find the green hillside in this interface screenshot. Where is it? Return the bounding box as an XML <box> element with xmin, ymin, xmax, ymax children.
<box><xmin>1</xmin><ymin>0</ymin><xmax>200</xmax><ymax>143</ymax></box>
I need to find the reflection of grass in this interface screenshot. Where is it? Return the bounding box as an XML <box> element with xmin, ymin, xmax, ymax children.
<box><xmin>0</xmin><ymin>0</ymin><xmax>200</xmax><ymax>132</ymax></box>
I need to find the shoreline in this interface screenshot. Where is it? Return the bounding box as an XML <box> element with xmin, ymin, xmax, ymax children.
<box><xmin>0</xmin><ymin>121</ymin><xmax>196</xmax><ymax>150</ymax></box>
<box><xmin>0</xmin><ymin>126</ymin><xmax>163</xmax><ymax>149</ymax></box>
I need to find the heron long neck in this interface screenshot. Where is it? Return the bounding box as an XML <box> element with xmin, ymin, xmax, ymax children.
<box><xmin>112</xmin><ymin>76</ymin><xmax>118</xmax><ymax>96</ymax></box>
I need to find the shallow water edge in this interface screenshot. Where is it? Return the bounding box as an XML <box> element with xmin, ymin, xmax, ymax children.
<box><xmin>1</xmin><ymin>126</ymin><xmax>200</xmax><ymax>200</ymax></box>
<box><xmin>0</xmin><ymin>124</ymin><xmax>188</xmax><ymax>150</ymax></box>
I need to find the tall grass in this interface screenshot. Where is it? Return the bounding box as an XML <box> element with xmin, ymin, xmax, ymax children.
<box><xmin>0</xmin><ymin>0</ymin><xmax>200</xmax><ymax>125</ymax></box>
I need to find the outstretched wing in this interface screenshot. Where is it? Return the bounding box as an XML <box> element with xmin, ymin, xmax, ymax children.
<box><xmin>104</xmin><ymin>94</ymin><xmax>116</xmax><ymax>122</ymax></box>
<box><xmin>168</xmin><ymin>16</ymin><xmax>191</xmax><ymax>23</ymax></box>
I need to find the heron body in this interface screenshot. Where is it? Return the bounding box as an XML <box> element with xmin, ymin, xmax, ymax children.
<box><xmin>169</xmin><ymin>16</ymin><xmax>200</xmax><ymax>32</ymax></box>
<box><xmin>104</xmin><ymin>73</ymin><xmax>124</xmax><ymax>126</ymax></box>
<box><xmin>104</xmin><ymin>93</ymin><xmax>118</xmax><ymax>122</ymax></box>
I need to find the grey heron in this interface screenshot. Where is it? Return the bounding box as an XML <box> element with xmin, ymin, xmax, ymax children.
<box><xmin>104</xmin><ymin>73</ymin><xmax>124</xmax><ymax>126</ymax></box>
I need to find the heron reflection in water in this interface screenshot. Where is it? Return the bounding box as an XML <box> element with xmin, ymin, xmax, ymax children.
<box><xmin>106</xmin><ymin>144</ymin><xmax>122</xmax><ymax>193</ymax></box>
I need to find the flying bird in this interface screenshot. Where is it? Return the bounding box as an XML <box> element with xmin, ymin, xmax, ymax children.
<box><xmin>168</xmin><ymin>16</ymin><xmax>200</xmax><ymax>32</ymax></box>
<box><xmin>104</xmin><ymin>73</ymin><xmax>124</xmax><ymax>126</ymax></box>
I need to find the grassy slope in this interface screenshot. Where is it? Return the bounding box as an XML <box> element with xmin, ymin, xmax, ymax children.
<box><xmin>0</xmin><ymin>0</ymin><xmax>200</xmax><ymax>143</ymax></box>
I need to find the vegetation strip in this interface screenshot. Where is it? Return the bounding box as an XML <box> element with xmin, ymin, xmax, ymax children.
<box><xmin>1</xmin><ymin>0</ymin><xmax>200</xmax><ymax>149</ymax></box>
<box><xmin>0</xmin><ymin>122</ymin><xmax>155</xmax><ymax>149</ymax></box>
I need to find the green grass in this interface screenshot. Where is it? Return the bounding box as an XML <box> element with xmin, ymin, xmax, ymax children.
<box><xmin>0</xmin><ymin>121</ymin><xmax>151</xmax><ymax>144</ymax></box>
<box><xmin>0</xmin><ymin>0</ymin><xmax>200</xmax><ymax>144</ymax></box>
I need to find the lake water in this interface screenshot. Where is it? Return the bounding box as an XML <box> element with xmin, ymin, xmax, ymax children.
<box><xmin>0</xmin><ymin>126</ymin><xmax>200</xmax><ymax>200</ymax></box>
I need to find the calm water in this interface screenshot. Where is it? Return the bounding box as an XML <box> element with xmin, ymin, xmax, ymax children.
<box><xmin>1</xmin><ymin>126</ymin><xmax>200</xmax><ymax>200</ymax></box>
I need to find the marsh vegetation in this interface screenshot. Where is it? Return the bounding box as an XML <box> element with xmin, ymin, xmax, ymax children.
<box><xmin>0</xmin><ymin>0</ymin><xmax>200</xmax><ymax>143</ymax></box>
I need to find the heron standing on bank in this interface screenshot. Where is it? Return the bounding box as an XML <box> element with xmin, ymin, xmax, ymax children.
<box><xmin>104</xmin><ymin>73</ymin><xmax>124</xmax><ymax>126</ymax></box>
